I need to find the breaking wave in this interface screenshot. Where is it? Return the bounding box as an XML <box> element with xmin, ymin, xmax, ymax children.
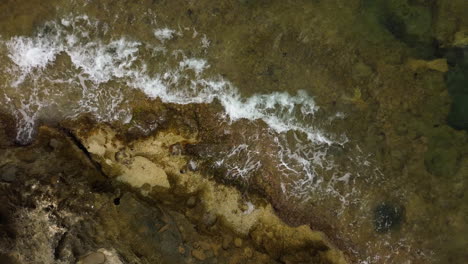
<box><xmin>3</xmin><ymin>15</ymin><xmax>336</xmax><ymax>145</ymax></box>
<box><xmin>0</xmin><ymin>14</ymin><xmax>375</xmax><ymax>203</ymax></box>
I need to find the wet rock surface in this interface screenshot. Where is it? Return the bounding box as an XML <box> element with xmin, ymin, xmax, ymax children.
<box><xmin>0</xmin><ymin>119</ymin><xmax>345</xmax><ymax>264</ymax></box>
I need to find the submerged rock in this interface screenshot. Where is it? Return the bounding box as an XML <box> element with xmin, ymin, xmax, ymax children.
<box><xmin>445</xmin><ymin>48</ymin><xmax>468</xmax><ymax>130</ymax></box>
<box><xmin>0</xmin><ymin>165</ymin><xmax>17</xmax><ymax>182</ymax></box>
<box><xmin>373</xmin><ymin>202</ymin><xmax>405</xmax><ymax>233</ymax></box>
<box><xmin>407</xmin><ymin>58</ymin><xmax>449</xmax><ymax>72</ymax></box>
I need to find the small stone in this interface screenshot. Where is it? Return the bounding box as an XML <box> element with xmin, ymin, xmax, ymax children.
<box><xmin>178</xmin><ymin>246</ymin><xmax>186</xmax><ymax>255</ymax></box>
<box><xmin>187</xmin><ymin>160</ymin><xmax>198</xmax><ymax>171</ymax></box>
<box><xmin>158</xmin><ymin>224</ymin><xmax>170</xmax><ymax>233</ymax></box>
<box><xmin>49</xmin><ymin>175</ymin><xmax>60</xmax><ymax>185</ymax></box>
<box><xmin>186</xmin><ymin>196</ymin><xmax>197</xmax><ymax>208</ymax></box>
<box><xmin>78</xmin><ymin>252</ymin><xmax>106</xmax><ymax>264</ymax></box>
<box><xmin>222</xmin><ymin>235</ymin><xmax>232</xmax><ymax>250</ymax></box>
<box><xmin>191</xmin><ymin>249</ymin><xmax>206</xmax><ymax>261</ymax></box>
<box><xmin>204</xmin><ymin>249</ymin><xmax>214</xmax><ymax>259</ymax></box>
<box><xmin>202</xmin><ymin>212</ymin><xmax>217</xmax><ymax>227</ymax></box>
<box><xmin>144</xmin><ymin>113</ymin><xmax>158</xmax><ymax>124</ymax></box>
<box><xmin>1</xmin><ymin>165</ymin><xmax>17</xmax><ymax>182</ymax></box>
<box><xmin>234</xmin><ymin>238</ymin><xmax>242</xmax><ymax>248</ymax></box>
<box><xmin>243</xmin><ymin>247</ymin><xmax>253</xmax><ymax>258</ymax></box>
<box><xmin>169</xmin><ymin>143</ymin><xmax>183</xmax><ymax>156</ymax></box>
<box><xmin>49</xmin><ymin>138</ymin><xmax>62</xmax><ymax>149</ymax></box>
<box><xmin>211</xmin><ymin>243</ymin><xmax>222</xmax><ymax>256</ymax></box>
<box><xmin>199</xmin><ymin>241</ymin><xmax>212</xmax><ymax>251</ymax></box>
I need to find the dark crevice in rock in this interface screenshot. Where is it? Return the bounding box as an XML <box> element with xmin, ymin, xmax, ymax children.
<box><xmin>59</xmin><ymin>127</ymin><xmax>108</xmax><ymax>178</ymax></box>
<box><xmin>53</xmin><ymin>231</ymin><xmax>68</xmax><ymax>260</ymax></box>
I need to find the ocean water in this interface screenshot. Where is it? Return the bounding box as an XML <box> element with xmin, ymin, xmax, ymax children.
<box><xmin>0</xmin><ymin>1</ymin><xmax>467</xmax><ymax>263</ymax></box>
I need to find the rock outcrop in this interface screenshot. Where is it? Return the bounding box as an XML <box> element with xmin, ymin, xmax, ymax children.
<box><xmin>0</xmin><ymin>120</ymin><xmax>347</xmax><ymax>264</ymax></box>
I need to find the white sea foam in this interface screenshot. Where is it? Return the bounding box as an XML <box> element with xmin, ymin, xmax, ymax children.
<box><xmin>154</xmin><ymin>28</ymin><xmax>176</xmax><ymax>42</ymax></box>
<box><xmin>179</xmin><ymin>58</ymin><xmax>209</xmax><ymax>76</ymax></box>
<box><xmin>6</xmin><ymin>35</ymin><xmax>62</xmax><ymax>86</ymax></box>
<box><xmin>2</xmin><ymin>15</ymin><xmax>346</xmax><ymax>193</ymax></box>
<box><xmin>67</xmin><ymin>39</ymin><xmax>141</xmax><ymax>83</ymax></box>
<box><xmin>1</xmin><ymin>15</ymin><xmax>347</xmax><ymax>198</ymax></box>
<box><xmin>7</xmin><ymin>38</ymin><xmax>58</xmax><ymax>71</ymax></box>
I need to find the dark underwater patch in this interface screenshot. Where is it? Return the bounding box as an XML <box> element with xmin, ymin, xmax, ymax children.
<box><xmin>373</xmin><ymin>202</ymin><xmax>405</xmax><ymax>233</ymax></box>
<box><xmin>445</xmin><ymin>48</ymin><xmax>468</xmax><ymax>130</ymax></box>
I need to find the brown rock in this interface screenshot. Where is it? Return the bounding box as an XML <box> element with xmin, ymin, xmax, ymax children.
<box><xmin>49</xmin><ymin>138</ymin><xmax>62</xmax><ymax>149</ymax></box>
<box><xmin>211</xmin><ymin>243</ymin><xmax>222</xmax><ymax>256</ymax></box>
<box><xmin>78</xmin><ymin>252</ymin><xmax>106</xmax><ymax>264</ymax></box>
<box><xmin>143</xmin><ymin>113</ymin><xmax>158</xmax><ymax>125</ymax></box>
<box><xmin>202</xmin><ymin>212</ymin><xmax>217</xmax><ymax>227</ymax></box>
<box><xmin>191</xmin><ymin>249</ymin><xmax>206</xmax><ymax>261</ymax></box>
<box><xmin>222</xmin><ymin>235</ymin><xmax>233</xmax><ymax>250</ymax></box>
<box><xmin>199</xmin><ymin>241</ymin><xmax>212</xmax><ymax>251</ymax></box>
<box><xmin>0</xmin><ymin>165</ymin><xmax>17</xmax><ymax>182</ymax></box>
<box><xmin>186</xmin><ymin>196</ymin><xmax>197</xmax><ymax>208</ymax></box>
<box><xmin>158</xmin><ymin>224</ymin><xmax>170</xmax><ymax>233</ymax></box>
<box><xmin>243</xmin><ymin>247</ymin><xmax>253</xmax><ymax>258</ymax></box>
<box><xmin>178</xmin><ymin>246</ymin><xmax>186</xmax><ymax>255</ymax></box>
<box><xmin>234</xmin><ymin>238</ymin><xmax>242</xmax><ymax>248</ymax></box>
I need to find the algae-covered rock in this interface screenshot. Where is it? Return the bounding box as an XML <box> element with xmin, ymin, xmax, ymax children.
<box><xmin>407</xmin><ymin>58</ymin><xmax>449</xmax><ymax>72</ymax></box>
<box><xmin>445</xmin><ymin>51</ymin><xmax>468</xmax><ymax>130</ymax></box>
<box><xmin>425</xmin><ymin>147</ymin><xmax>460</xmax><ymax>177</ymax></box>
<box><xmin>363</xmin><ymin>0</ymin><xmax>435</xmax><ymax>58</ymax></box>
<box><xmin>434</xmin><ymin>0</ymin><xmax>468</xmax><ymax>47</ymax></box>
<box><xmin>454</xmin><ymin>31</ymin><xmax>468</xmax><ymax>47</ymax></box>
<box><xmin>424</xmin><ymin>127</ymin><xmax>463</xmax><ymax>177</ymax></box>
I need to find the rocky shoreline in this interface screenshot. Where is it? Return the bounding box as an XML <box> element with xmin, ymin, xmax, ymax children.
<box><xmin>0</xmin><ymin>110</ymin><xmax>347</xmax><ymax>264</ymax></box>
<box><xmin>0</xmin><ymin>0</ymin><xmax>467</xmax><ymax>263</ymax></box>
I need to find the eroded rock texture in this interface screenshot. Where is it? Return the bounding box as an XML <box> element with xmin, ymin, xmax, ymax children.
<box><xmin>0</xmin><ymin>118</ymin><xmax>346</xmax><ymax>264</ymax></box>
